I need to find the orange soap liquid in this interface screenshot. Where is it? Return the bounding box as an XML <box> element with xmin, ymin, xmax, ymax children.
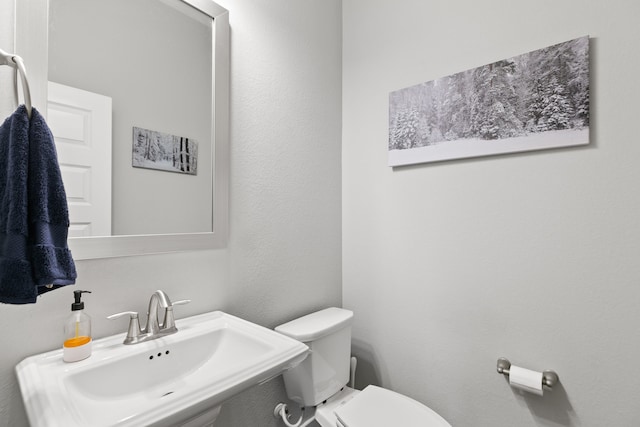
<box><xmin>64</xmin><ymin>336</ymin><xmax>91</xmax><ymax>348</ymax></box>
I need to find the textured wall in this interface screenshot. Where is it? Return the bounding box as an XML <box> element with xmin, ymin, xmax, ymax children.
<box><xmin>343</xmin><ymin>0</ymin><xmax>640</xmax><ymax>426</ymax></box>
<box><xmin>0</xmin><ymin>0</ymin><xmax>342</xmax><ymax>426</ymax></box>
<box><xmin>0</xmin><ymin>0</ymin><xmax>15</xmax><ymax>118</ymax></box>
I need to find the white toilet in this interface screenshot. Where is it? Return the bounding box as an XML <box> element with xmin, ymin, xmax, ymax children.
<box><xmin>275</xmin><ymin>307</ymin><xmax>451</xmax><ymax>427</ymax></box>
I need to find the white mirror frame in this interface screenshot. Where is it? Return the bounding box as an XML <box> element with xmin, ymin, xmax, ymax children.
<box><xmin>16</xmin><ymin>0</ymin><xmax>229</xmax><ymax>259</ymax></box>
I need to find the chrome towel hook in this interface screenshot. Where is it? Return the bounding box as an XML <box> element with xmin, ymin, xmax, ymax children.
<box><xmin>0</xmin><ymin>48</ymin><xmax>32</xmax><ymax>118</ymax></box>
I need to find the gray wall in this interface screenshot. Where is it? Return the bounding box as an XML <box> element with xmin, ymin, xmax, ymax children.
<box><xmin>343</xmin><ymin>0</ymin><xmax>640</xmax><ymax>426</ymax></box>
<box><xmin>0</xmin><ymin>0</ymin><xmax>15</xmax><ymax>115</ymax></box>
<box><xmin>0</xmin><ymin>1</ymin><xmax>342</xmax><ymax>426</ymax></box>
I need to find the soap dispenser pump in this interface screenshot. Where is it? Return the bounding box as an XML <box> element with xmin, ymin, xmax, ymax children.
<box><xmin>63</xmin><ymin>290</ymin><xmax>92</xmax><ymax>362</ymax></box>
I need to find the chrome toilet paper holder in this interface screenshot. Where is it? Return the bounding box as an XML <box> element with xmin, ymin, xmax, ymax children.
<box><xmin>496</xmin><ymin>357</ymin><xmax>559</xmax><ymax>389</ymax></box>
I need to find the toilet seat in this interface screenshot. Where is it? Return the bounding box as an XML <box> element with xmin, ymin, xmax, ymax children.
<box><xmin>333</xmin><ymin>385</ymin><xmax>451</xmax><ymax>427</ymax></box>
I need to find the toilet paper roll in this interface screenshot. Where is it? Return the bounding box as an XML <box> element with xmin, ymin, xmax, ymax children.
<box><xmin>509</xmin><ymin>366</ymin><xmax>544</xmax><ymax>396</ymax></box>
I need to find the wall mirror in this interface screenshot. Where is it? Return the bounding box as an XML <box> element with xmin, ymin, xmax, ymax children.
<box><xmin>16</xmin><ymin>0</ymin><xmax>229</xmax><ymax>259</ymax></box>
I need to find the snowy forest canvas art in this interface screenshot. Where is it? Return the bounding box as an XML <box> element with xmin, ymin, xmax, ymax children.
<box><xmin>132</xmin><ymin>127</ymin><xmax>198</xmax><ymax>175</ymax></box>
<box><xmin>388</xmin><ymin>36</ymin><xmax>589</xmax><ymax>166</ymax></box>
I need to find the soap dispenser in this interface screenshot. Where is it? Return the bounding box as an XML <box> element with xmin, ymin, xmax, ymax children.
<box><xmin>63</xmin><ymin>290</ymin><xmax>92</xmax><ymax>362</ymax></box>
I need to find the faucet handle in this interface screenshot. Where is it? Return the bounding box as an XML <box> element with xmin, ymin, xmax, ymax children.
<box><xmin>163</xmin><ymin>299</ymin><xmax>190</xmax><ymax>331</ymax></box>
<box><xmin>107</xmin><ymin>311</ymin><xmax>141</xmax><ymax>344</ymax></box>
<box><xmin>107</xmin><ymin>311</ymin><xmax>138</xmax><ymax>320</ymax></box>
<box><xmin>172</xmin><ymin>299</ymin><xmax>191</xmax><ymax>306</ymax></box>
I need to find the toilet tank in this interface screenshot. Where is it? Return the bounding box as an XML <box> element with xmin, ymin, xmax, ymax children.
<box><xmin>275</xmin><ymin>307</ymin><xmax>354</xmax><ymax>407</ymax></box>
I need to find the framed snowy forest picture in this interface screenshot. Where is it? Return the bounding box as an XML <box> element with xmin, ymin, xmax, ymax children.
<box><xmin>132</xmin><ymin>127</ymin><xmax>198</xmax><ymax>175</ymax></box>
<box><xmin>388</xmin><ymin>36</ymin><xmax>590</xmax><ymax>166</ymax></box>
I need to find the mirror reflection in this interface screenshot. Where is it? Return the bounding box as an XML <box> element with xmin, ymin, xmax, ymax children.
<box><xmin>48</xmin><ymin>0</ymin><xmax>214</xmax><ymax>237</ymax></box>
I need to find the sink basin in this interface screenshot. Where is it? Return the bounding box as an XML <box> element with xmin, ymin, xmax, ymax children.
<box><xmin>16</xmin><ymin>311</ymin><xmax>309</xmax><ymax>427</ymax></box>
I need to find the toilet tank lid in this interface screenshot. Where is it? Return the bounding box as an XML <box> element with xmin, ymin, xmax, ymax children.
<box><xmin>275</xmin><ymin>307</ymin><xmax>353</xmax><ymax>342</ymax></box>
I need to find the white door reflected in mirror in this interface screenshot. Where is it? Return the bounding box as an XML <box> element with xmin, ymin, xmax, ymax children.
<box><xmin>47</xmin><ymin>82</ymin><xmax>112</xmax><ymax>237</ymax></box>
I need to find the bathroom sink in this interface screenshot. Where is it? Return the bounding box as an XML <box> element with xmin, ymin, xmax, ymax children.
<box><xmin>16</xmin><ymin>311</ymin><xmax>309</xmax><ymax>427</ymax></box>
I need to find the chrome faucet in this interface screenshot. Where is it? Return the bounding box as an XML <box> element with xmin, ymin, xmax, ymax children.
<box><xmin>107</xmin><ymin>290</ymin><xmax>190</xmax><ymax>345</ymax></box>
<box><xmin>145</xmin><ymin>290</ymin><xmax>174</xmax><ymax>335</ymax></box>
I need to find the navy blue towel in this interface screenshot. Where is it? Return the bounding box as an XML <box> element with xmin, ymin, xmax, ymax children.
<box><xmin>0</xmin><ymin>105</ymin><xmax>76</xmax><ymax>304</ymax></box>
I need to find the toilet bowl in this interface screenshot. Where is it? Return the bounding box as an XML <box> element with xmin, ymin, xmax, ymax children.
<box><xmin>275</xmin><ymin>307</ymin><xmax>451</xmax><ymax>427</ymax></box>
<box><xmin>314</xmin><ymin>385</ymin><xmax>450</xmax><ymax>427</ymax></box>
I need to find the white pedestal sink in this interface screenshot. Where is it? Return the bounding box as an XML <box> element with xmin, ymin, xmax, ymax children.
<box><xmin>16</xmin><ymin>311</ymin><xmax>309</xmax><ymax>427</ymax></box>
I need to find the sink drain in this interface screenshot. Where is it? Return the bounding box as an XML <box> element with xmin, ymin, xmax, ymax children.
<box><xmin>161</xmin><ymin>391</ymin><xmax>174</xmax><ymax>398</ymax></box>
